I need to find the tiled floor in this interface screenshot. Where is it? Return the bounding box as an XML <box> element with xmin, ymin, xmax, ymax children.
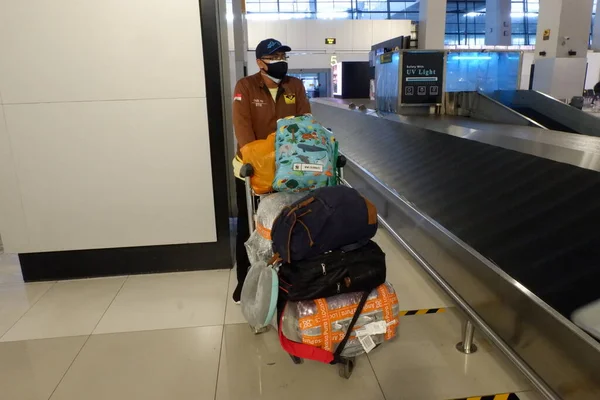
<box><xmin>0</xmin><ymin>232</ymin><xmax>543</xmax><ymax>400</ymax></box>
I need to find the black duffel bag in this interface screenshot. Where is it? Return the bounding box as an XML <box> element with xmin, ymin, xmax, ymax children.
<box><xmin>279</xmin><ymin>240</ymin><xmax>386</xmax><ymax>301</ymax></box>
<box><xmin>271</xmin><ymin>186</ymin><xmax>379</xmax><ymax>263</ymax></box>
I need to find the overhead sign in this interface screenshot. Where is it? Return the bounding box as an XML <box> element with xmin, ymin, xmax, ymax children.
<box><xmin>400</xmin><ymin>51</ymin><xmax>444</xmax><ymax>105</ymax></box>
<box><xmin>379</xmin><ymin>52</ymin><xmax>393</xmax><ymax>64</ymax></box>
<box><xmin>325</xmin><ymin>38</ymin><xmax>337</xmax><ymax>45</ymax></box>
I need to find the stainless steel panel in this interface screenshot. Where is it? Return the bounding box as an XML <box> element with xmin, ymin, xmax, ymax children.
<box><xmin>342</xmin><ymin>155</ymin><xmax>600</xmax><ymax>400</ymax></box>
<box><xmin>490</xmin><ymin>90</ymin><xmax>600</xmax><ymax>137</ymax></box>
<box><xmin>312</xmin><ymin>98</ymin><xmax>600</xmax><ymax>173</ymax></box>
<box><xmin>311</xmin><ymin>99</ymin><xmax>600</xmax><ymax>400</ymax></box>
<box><xmin>446</xmin><ymin>92</ymin><xmax>546</xmax><ymax>129</ymax></box>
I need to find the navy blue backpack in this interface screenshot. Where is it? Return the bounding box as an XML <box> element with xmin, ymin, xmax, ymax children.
<box><xmin>271</xmin><ymin>186</ymin><xmax>378</xmax><ymax>263</ymax></box>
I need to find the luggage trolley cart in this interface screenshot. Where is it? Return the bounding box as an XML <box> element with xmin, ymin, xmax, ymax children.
<box><xmin>239</xmin><ymin>154</ymin><xmax>358</xmax><ymax>379</ymax></box>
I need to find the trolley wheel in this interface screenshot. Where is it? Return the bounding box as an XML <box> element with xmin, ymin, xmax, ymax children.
<box><xmin>240</xmin><ymin>163</ymin><xmax>254</xmax><ymax>178</ymax></box>
<box><xmin>252</xmin><ymin>325</ymin><xmax>269</xmax><ymax>335</ymax></box>
<box><xmin>290</xmin><ymin>355</ymin><xmax>304</xmax><ymax>364</ymax></box>
<box><xmin>338</xmin><ymin>358</ymin><xmax>355</xmax><ymax>379</ymax></box>
<box><xmin>337</xmin><ymin>155</ymin><xmax>347</xmax><ymax>168</ymax></box>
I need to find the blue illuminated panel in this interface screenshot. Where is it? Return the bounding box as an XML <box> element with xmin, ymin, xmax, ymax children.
<box><xmin>445</xmin><ymin>51</ymin><xmax>521</xmax><ymax>92</ymax></box>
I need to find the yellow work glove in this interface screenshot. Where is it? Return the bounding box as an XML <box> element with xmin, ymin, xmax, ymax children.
<box><xmin>232</xmin><ymin>155</ymin><xmax>243</xmax><ymax>180</ymax></box>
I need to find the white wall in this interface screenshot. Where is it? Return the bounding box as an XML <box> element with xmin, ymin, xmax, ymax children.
<box><xmin>532</xmin><ymin>57</ymin><xmax>589</xmax><ymax>100</ymax></box>
<box><xmin>555</xmin><ymin>0</ymin><xmax>594</xmax><ymax>59</ymax></box>
<box><xmin>485</xmin><ymin>0</ymin><xmax>512</xmax><ymax>46</ymax></box>
<box><xmin>418</xmin><ymin>0</ymin><xmax>446</xmax><ymax>49</ymax></box>
<box><xmin>535</xmin><ymin>0</ymin><xmax>594</xmax><ymax>59</ymax></box>
<box><xmin>519</xmin><ymin>51</ymin><xmax>600</xmax><ymax>91</ymax></box>
<box><xmin>0</xmin><ymin>0</ymin><xmax>216</xmax><ymax>253</ymax></box>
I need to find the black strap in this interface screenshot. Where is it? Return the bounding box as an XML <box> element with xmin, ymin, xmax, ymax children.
<box><xmin>332</xmin><ymin>290</ymin><xmax>370</xmax><ymax>363</ymax></box>
<box><xmin>339</xmin><ymin>239</ymin><xmax>368</xmax><ymax>253</ymax></box>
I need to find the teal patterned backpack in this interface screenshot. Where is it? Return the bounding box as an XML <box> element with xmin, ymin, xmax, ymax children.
<box><xmin>273</xmin><ymin>115</ymin><xmax>338</xmax><ymax>192</ymax></box>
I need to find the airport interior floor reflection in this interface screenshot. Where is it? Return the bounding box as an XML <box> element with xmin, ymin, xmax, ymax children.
<box><xmin>0</xmin><ymin>231</ymin><xmax>543</xmax><ymax>400</ymax></box>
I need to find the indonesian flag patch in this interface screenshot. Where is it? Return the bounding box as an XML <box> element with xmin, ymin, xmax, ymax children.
<box><xmin>234</xmin><ymin>93</ymin><xmax>242</xmax><ymax>101</ymax></box>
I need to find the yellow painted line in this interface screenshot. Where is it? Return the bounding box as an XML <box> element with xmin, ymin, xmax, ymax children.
<box><xmin>451</xmin><ymin>393</ymin><xmax>520</xmax><ymax>400</ymax></box>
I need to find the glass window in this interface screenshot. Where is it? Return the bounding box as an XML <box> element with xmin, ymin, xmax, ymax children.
<box><xmin>278</xmin><ymin>0</ymin><xmax>314</xmax><ymax>13</ymax></box>
<box><xmin>246</xmin><ymin>2</ymin><xmax>261</xmax><ymax>13</ymax></box>
<box><xmin>512</xmin><ymin>35</ymin><xmax>525</xmax><ymax>45</ymax></box>
<box><xmin>446</xmin><ymin>2</ymin><xmax>457</xmax><ymax>12</ymax></box>
<box><xmin>446</xmin><ymin>23</ymin><xmax>460</xmax><ymax>34</ymax></box>
<box><xmin>336</xmin><ymin>1</ymin><xmax>352</xmax><ymax>11</ymax></box>
<box><xmin>363</xmin><ymin>12</ymin><xmax>389</xmax><ymax>19</ymax></box>
<box><xmin>527</xmin><ymin>1</ymin><xmax>539</xmax><ymax>13</ymax></box>
<box><xmin>512</xmin><ymin>23</ymin><xmax>525</xmax><ymax>34</ymax></box>
<box><xmin>529</xmin><ymin>35</ymin><xmax>537</xmax><ymax>45</ymax></box>
<box><xmin>241</xmin><ymin>0</ymin><xmax>545</xmax><ymax>44</ymax></box>
<box><xmin>388</xmin><ymin>3</ymin><xmax>406</xmax><ymax>12</ymax></box>
<box><xmin>511</xmin><ymin>1</ymin><xmax>524</xmax><ymax>13</ymax></box>
<box><xmin>390</xmin><ymin>11</ymin><xmax>417</xmax><ymax>19</ymax></box>
<box><xmin>259</xmin><ymin>2</ymin><xmax>279</xmax><ymax>12</ymax></box>
<box><xmin>357</xmin><ymin>0</ymin><xmax>388</xmax><ymax>12</ymax></box>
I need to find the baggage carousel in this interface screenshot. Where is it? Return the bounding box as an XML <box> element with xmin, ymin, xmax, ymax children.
<box><xmin>311</xmin><ymin>98</ymin><xmax>600</xmax><ymax>400</ymax></box>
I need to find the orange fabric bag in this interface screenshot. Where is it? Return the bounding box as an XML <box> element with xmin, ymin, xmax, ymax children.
<box><xmin>240</xmin><ymin>133</ymin><xmax>276</xmax><ymax>195</ymax></box>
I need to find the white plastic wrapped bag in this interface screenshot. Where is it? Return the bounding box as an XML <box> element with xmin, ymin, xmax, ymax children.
<box><xmin>241</xmin><ymin>261</ymin><xmax>279</xmax><ymax>331</ymax></box>
<box><xmin>245</xmin><ymin>192</ymin><xmax>304</xmax><ymax>265</ymax></box>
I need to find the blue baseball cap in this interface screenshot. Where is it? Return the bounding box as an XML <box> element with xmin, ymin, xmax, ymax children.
<box><xmin>255</xmin><ymin>38</ymin><xmax>292</xmax><ymax>59</ymax></box>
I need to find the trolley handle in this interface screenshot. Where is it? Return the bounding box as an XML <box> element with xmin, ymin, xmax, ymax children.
<box><xmin>326</xmin><ymin>128</ymin><xmax>347</xmax><ymax>169</ymax></box>
<box><xmin>240</xmin><ymin>163</ymin><xmax>254</xmax><ymax>178</ymax></box>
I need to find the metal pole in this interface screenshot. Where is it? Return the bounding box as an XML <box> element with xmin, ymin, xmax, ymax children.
<box><xmin>232</xmin><ymin>0</ymin><xmax>247</xmax><ymax>80</ymax></box>
<box><xmin>244</xmin><ymin>176</ymin><xmax>255</xmax><ymax>232</ymax></box>
<box><xmin>456</xmin><ymin>320</ymin><xmax>478</xmax><ymax>354</ymax></box>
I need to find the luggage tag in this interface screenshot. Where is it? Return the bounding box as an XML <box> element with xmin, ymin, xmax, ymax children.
<box><xmin>358</xmin><ymin>334</ymin><xmax>376</xmax><ymax>353</ymax></box>
<box><xmin>356</xmin><ymin>320</ymin><xmax>387</xmax><ymax>337</ymax></box>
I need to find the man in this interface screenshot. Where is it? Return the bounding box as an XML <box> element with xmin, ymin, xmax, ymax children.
<box><xmin>231</xmin><ymin>38</ymin><xmax>311</xmax><ymax>303</ymax></box>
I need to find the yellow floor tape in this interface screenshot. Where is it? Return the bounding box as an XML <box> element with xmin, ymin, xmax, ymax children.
<box><xmin>453</xmin><ymin>393</ymin><xmax>521</xmax><ymax>400</ymax></box>
<box><xmin>398</xmin><ymin>307</ymin><xmax>447</xmax><ymax>316</ymax></box>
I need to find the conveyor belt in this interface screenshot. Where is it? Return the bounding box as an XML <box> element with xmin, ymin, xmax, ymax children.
<box><xmin>312</xmin><ymin>101</ymin><xmax>600</xmax><ymax>319</ymax></box>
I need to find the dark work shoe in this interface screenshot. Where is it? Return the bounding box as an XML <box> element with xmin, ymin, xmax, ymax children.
<box><xmin>232</xmin><ymin>283</ymin><xmax>242</xmax><ymax>305</ymax></box>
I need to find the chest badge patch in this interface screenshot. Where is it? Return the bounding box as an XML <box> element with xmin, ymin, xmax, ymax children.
<box><xmin>284</xmin><ymin>94</ymin><xmax>296</xmax><ymax>104</ymax></box>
